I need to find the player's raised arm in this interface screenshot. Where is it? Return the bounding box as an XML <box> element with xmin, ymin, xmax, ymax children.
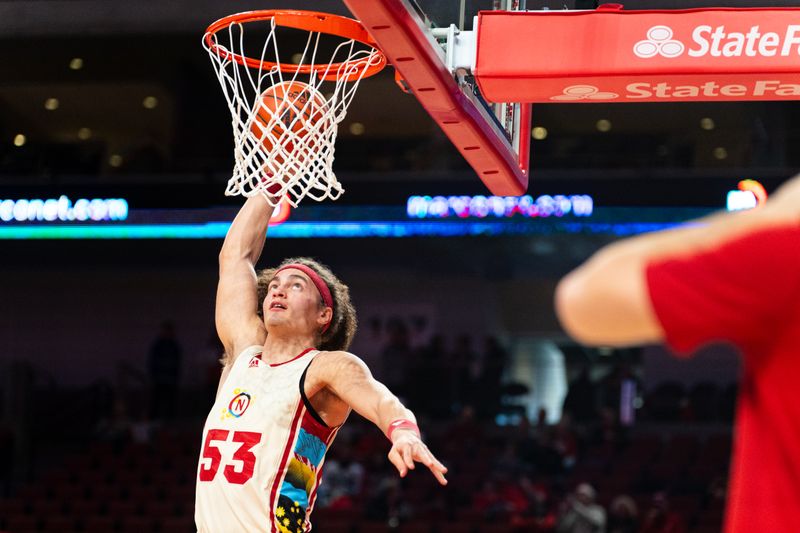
<box><xmin>311</xmin><ymin>351</ymin><xmax>448</xmax><ymax>485</ymax></box>
<box><xmin>216</xmin><ymin>195</ymin><xmax>274</xmax><ymax>364</ymax></box>
<box><xmin>555</xmin><ymin>174</ymin><xmax>800</xmax><ymax>346</ymax></box>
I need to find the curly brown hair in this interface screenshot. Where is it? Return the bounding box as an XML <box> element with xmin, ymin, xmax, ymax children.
<box><xmin>256</xmin><ymin>257</ymin><xmax>357</xmax><ymax>352</ymax></box>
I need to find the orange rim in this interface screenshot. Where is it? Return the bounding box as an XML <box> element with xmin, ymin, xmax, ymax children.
<box><xmin>204</xmin><ymin>10</ymin><xmax>386</xmax><ymax>82</ymax></box>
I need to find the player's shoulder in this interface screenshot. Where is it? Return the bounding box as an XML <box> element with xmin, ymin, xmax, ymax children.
<box><xmin>310</xmin><ymin>350</ymin><xmax>370</xmax><ymax>376</ymax></box>
<box><xmin>313</xmin><ymin>349</ymin><xmax>363</xmax><ymax>365</ymax></box>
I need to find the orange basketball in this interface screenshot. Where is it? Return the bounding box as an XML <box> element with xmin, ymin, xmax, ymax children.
<box><xmin>251</xmin><ymin>81</ymin><xmax>328</xmax><ymax>156</ymax></box>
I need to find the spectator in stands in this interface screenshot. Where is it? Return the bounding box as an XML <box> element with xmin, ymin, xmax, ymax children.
<box><xmin>552</xmin><ymin>415</ymin><xmax>579</xmax><ymax>471</ymax></box>
<box><xmin>315</xmin><ymin>442</ymin><xmax>365</xmax><ymax>510</ymax></box>
<box><xmin>473</xmin><ymin>473</ymin><xmax>530</xmax><ymax>523</ymax></box>
<box><xmin>409</xmin><ymin>315</ymin><xmax>432</xmax><ymax>352</ymax></box>
<box><xmin>199</xmin><ymin>327</ymin><xmax>224</xmax><ymax>403</ymax></box>
<box><xmin>380</xmin><ymin>318</ymin><xmax>413</xmax><ymax>399</ymax></box>
<box><xmin>147</xmin><ymin>320</ymin><xmax>182</xmax><ymax>420</ymax></box>
<box><xmin>562</xmin><ymin>366</ymin><xmax>597</xmax><ymax>424</ymax></box>
<box><xmin>556</xmin><ymin>174</ymin><xmax>800</xmax><ymax>531</ymax></box>
<box><xmin>348</xmin><ymin>316</ymin><xmax>385</xmax><ymax>381</ymax></box>
<box><xmin>451</xmin><ymin>334</ymin><xmax>480</xmax><ymax>410</ymax></box>
<box><xmin>478</xmin><ymin>336</ymin><xmax>508</xmax><ymax>420</ymax></box>
<box><xmin>410</xmin><ymin>334</ymin><xmax>449</xmax><ymax>418</ymax></box>
<box><xmin>555</xmin><ymin>483</ymin><xmax>606</xmax><ymax>533</ymax></box>
<box><xmin>510</xmin><ymin>477</ymin><xmax>557</xmax><ymax>532</ymax></box>
<box><xmin>639</xmin><ymin>492</ymin><xmax>685</xmax><ymax>533</ymax></box>
<box><xmin>94</xmin><ymin>399</ymin><xmax>132</xmax><ymax>451</ymax></box>
<box><xmin>443</xmin><ymin>405</ymin><xmax>484</xmax><ymax>460</ymax></box>
<box><xmin>0</xmin><ymin>423</ymin><xmax>14</xmax><ymax>496</ymax></box>
<box><xmin>365</xmin><ymin>475</ymin><xmax>411</xmax><ymax>526</ymax></box>
<box><xmin>607</xmin><ymin>495</ymin><xmax>638</xmax><ymax>533</ymax></box>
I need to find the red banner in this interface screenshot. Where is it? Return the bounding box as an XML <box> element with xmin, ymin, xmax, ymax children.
<box><xmin>476</xmin><ymin>7</ymin><xmax>800</xmax><ymax>103</ymax></box>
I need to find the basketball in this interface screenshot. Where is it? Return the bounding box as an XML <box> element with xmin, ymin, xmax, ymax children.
<box><xmin>251</xmin><ymin>81</ymin><xmax>328</xmax><ymax>157</ymax></box>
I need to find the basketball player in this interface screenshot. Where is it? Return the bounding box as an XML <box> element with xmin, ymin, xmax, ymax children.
<box><xmin>195</xmin><ymin>195</ymin><xmax>448</xmax><ymax>533</ymax></box>
<box><xmin>555</xmin><ymin>175</ymin><xmax>800</xmax><ymax>532</ymax></box>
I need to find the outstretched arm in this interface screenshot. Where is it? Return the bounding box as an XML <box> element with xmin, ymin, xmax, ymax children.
<box><xmin>216</xmin><ymin>195</ymin><xmax>274</xmax><ymax>368</ymax></box>
<box><xmin>555</xmin><ymin>175</ymin><xmax>800</xmax><ymax>346</ymax></box>
<box><xmin>311</xmin><ymin>352</ymin><xmax>448</xmax><ymax>485</ymax></box>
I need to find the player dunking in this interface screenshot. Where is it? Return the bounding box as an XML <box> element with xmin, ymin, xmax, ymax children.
<box><xmin>556</xmin><ymin>175</ymin><xmax>800</xmax><ymax>532</ymax></box>
<box><xmin>195</xmin><ymin>195</ymin><xmax>448</xmax><ymax>532</ymax></box>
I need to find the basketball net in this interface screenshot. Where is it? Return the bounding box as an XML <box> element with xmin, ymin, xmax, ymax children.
<box><xmin>204</xmin><ymin>12</ymin><xmax>385</xmax><ymax>207</ymax></box>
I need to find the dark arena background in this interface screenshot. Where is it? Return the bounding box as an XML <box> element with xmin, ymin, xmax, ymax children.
<box><xmin>2</xmin><ymin>1</ymin><xmax>799</xmax><ymax>532</ymax></box>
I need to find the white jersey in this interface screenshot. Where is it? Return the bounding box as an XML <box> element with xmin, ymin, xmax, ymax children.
<box><xmin>195</xmin><ymin>346</ymin><xmax>340</xmax><ymax>533</ymax></box>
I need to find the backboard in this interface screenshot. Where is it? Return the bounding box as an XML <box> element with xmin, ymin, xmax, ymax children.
<box><xmin>343</xmin><ymin>0</ymin><xmax>531</xmax><ymax>195</ymax></box>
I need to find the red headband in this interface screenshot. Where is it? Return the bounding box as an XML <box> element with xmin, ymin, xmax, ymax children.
<box><xmin>274</xmin><ymin>263</ymin><xmax>334</xmax><ymax>332</ymax></box>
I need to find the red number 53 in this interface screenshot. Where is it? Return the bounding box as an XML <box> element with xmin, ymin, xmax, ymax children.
<box><xmin>198</xmin><ymin>429</ymin><xmax>262</xmax><ymax>484</ymax></box>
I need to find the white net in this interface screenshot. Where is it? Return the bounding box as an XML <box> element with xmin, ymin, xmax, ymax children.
<box><xmin>204</xmin><ymin>14</ymin><xmax>384</xmax><ymax>207</ymax></box>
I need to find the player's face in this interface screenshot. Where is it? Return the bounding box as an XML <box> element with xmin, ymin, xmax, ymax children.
<box><xmin>263</xmin><ymin>269</ymin><xmax>328</xmax><ymax>335</ymax></box>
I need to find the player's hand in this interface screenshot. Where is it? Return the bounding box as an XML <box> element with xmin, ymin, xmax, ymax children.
<box><xmin>387</xmin><ymin>430</ymin><xmax>448</xmax><ymax>485</ymax></box>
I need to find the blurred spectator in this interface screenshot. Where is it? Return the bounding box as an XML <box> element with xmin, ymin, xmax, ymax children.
<box><xmin>380</xmin><ymin>318</ymin><xmax>412</xmax><ymax>399</ymax></box>
<box><xmin>478</xmin><ymin>336</ymin><xmax>508</xmax><ymax>420</ymax></box>
<box><xmin>443</xmin><ymin>405</ymin><xmax>484</xmax><ymax>457</ymax></box>
<box><xmin>639</xmin><ymin>492</ymin><xmax>686</xmax><ymax>533</ymax></box>
<box><xmin>598</xmin><ymin>364</ymin><xmax>625</xmax><ymax>415</ymax></box>
<box><xmin>350</xmin><ymin>316</ymin><xmax>385</xmax><ymax>381</ymax></box>
<box><xmin>409</xmin><ymin>315</ymin><xmax>432</xmax><ymax>351</ymax></box>
<box><xmin>553</xmin><ymin>415</ymin><xmax>579</xmax><ymax>471</ymax></box>
<box><xmin>130</xmin><ymin>409</ymin><xmax>154</xmax><ymax>446</ymax></box>
<box><xmin>452</xmin><ymin>334</ymin><xmax>480</xmax><ymax>410</ymax></box>
<box><xmin>409</xmin><ymin>334</ymin><xmax>448</xmax><ymax>418</ymax></box>
<box><xmin>365</xmin><ymin>475</ymin><xmax>412</xmax><ymax>526</ymax></box>
<box><xmin>0</xmin><ymin>423</ymin><xmax>14</xmax><ymax>496</ymax></box>
<box><xmin>199</xmin><ymin>327</ymin><xmax>224</xmax><ymax>402</ymax></box>
<box><xmin>147</xmin><ymin>320</ymin><xmax>182</xmax><ymax>420</ymax></box>
<box><xmin>472</xmin><ymin>474</ymin><xmax>530</xmax><ymax>523</ymax></box>
<box><xmin>607</xmin><ymin>495</ymin><xmax>639</xmax><ymax>533</ymax></box>
<box><xmin>556</xmin><ymin>483</ymin><xmax>607</xmax><ymax>533</ymax></box>
<box><xmin>316</xmin><ymin>444</ymin><xmax>365</xmax><ymax>510</ymax></box>
<box><xmin>706</xmin><ymin>474</ymin><xmax>727</xmax><ymax>508</ymax></box>
<box><xmin>563</xmin><ymin>366</ymin><xmax>598</xmax><ymax>424</ymax></box>
<box><xmin>94</xmin><ymin>399</ymin><xmax>133</xmax><ymax>451</ymax></box>
<box><xmin>522</xmin><ymin>412</ymin><xmax>578</xmax><ymax>477</ymax></box>
<box><xmin>511</xmin><ymin>478</ymin><xmax>557</xmax><ymax>532</ymax></box>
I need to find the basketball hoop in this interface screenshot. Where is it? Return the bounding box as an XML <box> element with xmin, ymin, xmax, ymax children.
<box><xmin>203</xmin><ymin>10</ymin><xmax>386</xmax><ymax>206</ymax></box>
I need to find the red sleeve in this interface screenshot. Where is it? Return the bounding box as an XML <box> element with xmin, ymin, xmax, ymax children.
<box><xmin>645</xmin><ymin>224</ymin><xmax>800</xmax><ymax>356</ymax></box>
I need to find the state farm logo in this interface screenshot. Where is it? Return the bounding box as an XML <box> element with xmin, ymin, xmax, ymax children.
<box><xmin>634</xmin><ymin>26</ymin><xmax>684</xmax><ymax>58</ymax></box>
<box><xmin>550</xmin><ymin>85</ymin><xmax>619</xmax><ymax>101</ymax></box>
<box><xmin>634</xmin><ymin>24</ymin><xmax>800</xmax><ymax>59</ymax></box>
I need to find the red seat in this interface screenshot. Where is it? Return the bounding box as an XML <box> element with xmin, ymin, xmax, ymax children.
<box><xmin>170</xmin><ymin>484</ymin><xmax>196</xmax><ymax>506</ymax></box>
<box><xmin>16</xmin><ymin>484</ymin><xmax>50</xmax><ymax>500</ymax></box>
<box><xmin>397</xmin><ymin>521</ymin><xmax>433</xmax><ymax>533</ymax></box>
<box><xmin>108</xmin><ymin>500</ymin><xmax>141</xmax><ymax>518</ymax></box>
<box><xmin>455</xmin><ymin>508</ymin><xmax>484</xmax><ymax>523</ymax></box>
<box><xmin>41</xmin><ymin>514</ymin><xmax>79</xmax><ymax>532</ymax></box>
<box><xmin>314</xmin><ymin>520</ymin><xmax>354</xmax><ymax>533</ymax></box>
<box><xmin>31</xmin><ymin>499</ymin><xmax>65</xmax><ymax>515</ymax></box>
<box><xmin>127</xmin><ymin>485</ymin><xmax>162</xmax><ymax>506</ymax></box>
<box><xmin>0</xmin><ymin>498</ymin><xmax>27</xmax><ymax>516</ymax></box>
<box><xmin>68</xmin><ymin>498</ymin><xmax>103</xmax><ymax>517</ymax></box>
<box><xmin>119</xmin><ymin>515</ymin><xmax>157</xmax><ymax>533</ymax></box>
<box><xmin>53</xmin><ymin>482</ymin><xmax>90</xmax><ymax>501</ymax></box>
<box><xmin>82</xmin><ymin>515</ymin><xmax>117</xmax><ymax>533</ymax></box>
<box><xmin>143</xmin><ymin>500</ymin><xmax>177</xmax><ymax>519</ymax></box>
<box><xmin>437</xmin><ymin>523</ymin><xmax>476</xmax><ymax>533</ymax></box>
<box><xmin>158</xmin><ymin>515</ymin><xmax>195</xmax><ymax>533</ymax></box>
<box><xmin>6</xmin><ymin>514</ymin><xmax>39</xmax><ymax>532</ymax></box>
<box><xmin>356</xmin><ymin>523</ymin><xmax>391</xmax><ymax>533</ymax></box>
